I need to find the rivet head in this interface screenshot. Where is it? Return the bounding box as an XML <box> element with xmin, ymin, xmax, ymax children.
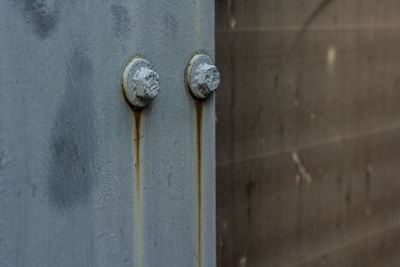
<box><xmin>122</xmin><ymin>57</ymin><xmax>160</xmax><ymax>109</ymax></box>
<box><xmin>186</xmin><ymin>54</ymin><xmax>220</xmax><ymax>100</ymax></box>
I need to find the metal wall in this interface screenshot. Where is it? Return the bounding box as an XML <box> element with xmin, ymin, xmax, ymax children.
<box><xmin>216</xmin><ymin>0</ymin><xmax>400</xmax><ymax>266</ymax></box>
<box><xmin>0</xmin><ymin>1</ymin><xmax>215</xmax><ymax>266</ymax></box>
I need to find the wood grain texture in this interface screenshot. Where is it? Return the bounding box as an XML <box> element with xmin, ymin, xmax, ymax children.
<box><xmin>216</xmin><ymin>1</ymin><xmax>400</xmax><ymax>266</ymax></box>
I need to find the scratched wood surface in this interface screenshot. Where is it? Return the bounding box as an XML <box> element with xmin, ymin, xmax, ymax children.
<box><xmin>216</xmin><ymin>1</ymin><xmax>400</xmax><ymax>266</ymax></box>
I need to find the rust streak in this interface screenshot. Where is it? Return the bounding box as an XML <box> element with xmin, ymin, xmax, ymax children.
<box><xmin>195</xmin><ymin>101</ymin><xmax>203</xmax><ymax>267</ymax></box>
<box><xmin>122</xmin><ymin>74</ymin><xmax>143</xmax><ymax>266</ymax></box>
<box><xmin>133</xmin><ymin>110</ymin><xmax>142</xmax><ymax>267</ymax></box>
<box><xmin>134</xmin><ymin>110</ymin><xmax>142</xmax><ymax>202</ymax></box>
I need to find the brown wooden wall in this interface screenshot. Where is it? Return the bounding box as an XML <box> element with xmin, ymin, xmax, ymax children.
<box><xmin>216</xmin><ymin>1</ymin><xmax>400</xmax><ymax>266</ymax></box>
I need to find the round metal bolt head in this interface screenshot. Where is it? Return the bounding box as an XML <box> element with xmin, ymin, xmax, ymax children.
<box><xmin>122</xmin><ymin>57</ymin><xmax>160</xmax><ymax>109</ymax></box>
<box><xmin>133</xmin><ymin>67</ymin><xmax>159</xmax><ymax>99</ymax></box>
<box><xmin>186</xmin><ymin>54</ymin><xmax>220</xmax><ymax>99</ymax></box>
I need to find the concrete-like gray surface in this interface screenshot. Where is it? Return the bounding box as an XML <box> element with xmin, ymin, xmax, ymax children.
<box><xmin>0</xmin><ymin>1</ymin><xmax>215</xmax><ymax>266</ymax></box>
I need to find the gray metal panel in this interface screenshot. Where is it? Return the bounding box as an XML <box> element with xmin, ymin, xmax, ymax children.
<box><xmin>216</xmin><ymin>0</ymin><xmax>400</xmax><ymax>266</ymax></box>
<box><xmin>0</xmin><ymin>1</ymin><xmax>215</xmax><ymax>266</ymax></box>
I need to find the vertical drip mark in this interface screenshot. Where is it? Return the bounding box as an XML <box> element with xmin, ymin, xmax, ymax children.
<box><xmin>195</xmin><ymin>101</ymin><xmax>203</xmax><ymax>267</ymax></box>
<box><xmin>122</xmin><ymin>76</ymin><xmax>143</xmax><ymax>266</ymax></box>
<box><xmin>133</xmin><ymin>110</ymin><xmax>142</xmax><ymax>267</ymax></box>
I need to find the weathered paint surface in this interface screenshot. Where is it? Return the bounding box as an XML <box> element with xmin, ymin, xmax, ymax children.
<box><xmin>0</xmin><ymin>0</ymin><xmax>215</xmax><ymax>266</ymax></box>
<box><xmin>216</xmin><ymin>0</ymin><xmax>400</xmax><ymax>266</ymax></box>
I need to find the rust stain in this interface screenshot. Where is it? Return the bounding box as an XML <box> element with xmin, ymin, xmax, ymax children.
<box><xmin>134</xmin><ymin>110</ymin><xmax>142</xmax><ymax>200</ymax></box>
<box><xmin>122</xmin><ymin>79</ymin><xmax>143</xmax><ymax>266</ymax></box>
<box><xmin>133</xmin><ymin>110</ymin><xmax>142</xmax><ymax>267</ymax></box>
<box><xmin>121</xmin><ymin>80</ymin><xmax>136</xmax><ymax>112</ymax></box>
<box><xmin>195</xmin><ymin>101</ymin><xmax>203</xmax><ymax>267</ymax></box>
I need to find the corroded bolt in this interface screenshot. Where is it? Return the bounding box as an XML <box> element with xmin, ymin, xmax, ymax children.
<box><xmin>186</xmin><ymin>54</ymin><xmax>220</xmax><ymax>99</ymax></box>
<box><xmin>122</xmin><ymin>57</ymin><xmax>160</xmax><ymax>109</ymax></box>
